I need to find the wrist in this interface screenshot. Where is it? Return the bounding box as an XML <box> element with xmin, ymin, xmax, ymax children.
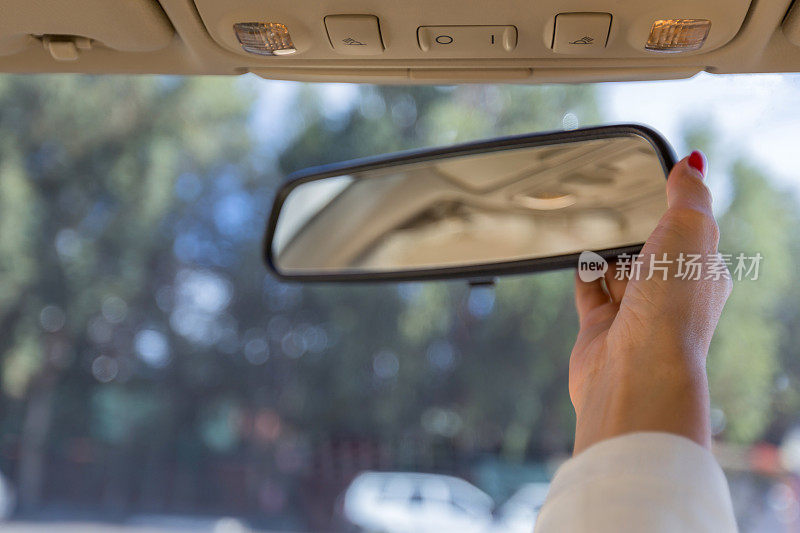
<box><xmin>573</xmin><ymin>365</ymin><xmax>711</xmax><ymax>455</ymax></box>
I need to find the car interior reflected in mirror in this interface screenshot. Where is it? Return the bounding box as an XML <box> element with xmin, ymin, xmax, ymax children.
<box><xmin>266</xmin><ymin>125</ymin><xmax>675</xmax><ymax>282</ymax></box>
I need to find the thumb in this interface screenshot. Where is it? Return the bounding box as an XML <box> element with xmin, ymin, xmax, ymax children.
<box><xmin>641</xmin><ymin>150</ymin><xmax>720</xmax><ymax>257</ymax></box>
<box><xmin>666</xmin><ymin>151</ymin><xmax>713</xmax><ymax>216</ymax></box>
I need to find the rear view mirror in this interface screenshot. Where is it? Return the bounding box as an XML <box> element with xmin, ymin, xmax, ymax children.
<box><xmin>264</xmin><ymin>125</ymin><xmax>675</xmax><ymax>282</ymax></box>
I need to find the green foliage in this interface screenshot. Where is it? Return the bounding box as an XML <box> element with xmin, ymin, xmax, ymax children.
<box><xmin>0</xmin><ymin>131</ymin><xmax>40</xmax><ymax>324</ymax></box>
<box><xmin>90</xmin><ymin>385</ymin><xmax>165</xmax><ymax>445</ymax></box>
<box><xmin>709</xmin><ymin>161</ymin><xmax>797</xmax><ymax>443</ymax></box>
<box><xmin>2</xmin><ymin>324</ymin><xmax>42</xmax><ymax>399</ymax></box>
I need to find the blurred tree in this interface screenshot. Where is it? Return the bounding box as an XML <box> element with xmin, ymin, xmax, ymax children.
<box><xmin>0</xmin><ymin>75</ymin><xmax>253</xmax><ymax>509</ymax></box>
<box><xmin>710</xmin><ymin>161</ymin><xmax>795</xmax><ymax>443</ymax></box>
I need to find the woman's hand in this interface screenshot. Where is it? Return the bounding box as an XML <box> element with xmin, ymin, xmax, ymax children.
<box><xmin>570</xmin><ymin>151</ymin><xmax>732</xmax><ymax>454</ymax></box>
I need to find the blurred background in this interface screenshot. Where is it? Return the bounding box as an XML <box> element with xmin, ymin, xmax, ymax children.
<box><xmin>0</xmin><ymin>73</ymin><xmax>799</xmax><ymax>532</ymax></box>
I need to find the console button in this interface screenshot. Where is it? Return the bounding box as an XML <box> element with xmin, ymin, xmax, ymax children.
<box><xmin>325</xmin><ymin>15</ymin><xmax>384</xmax><ymax>55</ymax></box>
<box><xmin>552</xmin><ymin>13</ymin><xmax>611</xmax><ymax>54</ymax></box>
<box><xmin>417</xmin><ymin>26</ymin><xmax>517</xmax><ymax>53</ymax></box>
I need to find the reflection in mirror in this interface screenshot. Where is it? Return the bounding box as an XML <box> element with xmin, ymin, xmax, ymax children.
<box><xmin>271</xmin><ymin>133</ymin><xmax>668</xmax><ymax>276</ymax></box>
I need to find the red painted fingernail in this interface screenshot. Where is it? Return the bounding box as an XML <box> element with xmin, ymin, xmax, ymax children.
<box><xmin>688</xmin><ymin>150</ymin><xmax>706</xmax><ymax>176</ymax></box>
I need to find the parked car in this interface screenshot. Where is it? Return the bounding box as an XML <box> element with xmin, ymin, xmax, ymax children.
<box><xmin>342</xmin><ymin>472</ymin><xmax>494</xmax><ymax>533</ymax></box>
<box><xmin>491</xmin><ymin>483</ymin><xmax>550</xmax><ymax>533</ymax></box>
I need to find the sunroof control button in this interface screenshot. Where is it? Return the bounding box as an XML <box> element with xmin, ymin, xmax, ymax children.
<box><xmin>552</xmin><ymin>13</ymin><xmax>611</xmax><ymax>54</ymax></box>
<box><xmin>325</xmin><ymin>15</ymin><xmax>384</xmax><ymax>55</ymax></box>
<box><xmin>418</xmin><ymin>26</ymin><xmax>517</xmax><ymax>53</ymax></box>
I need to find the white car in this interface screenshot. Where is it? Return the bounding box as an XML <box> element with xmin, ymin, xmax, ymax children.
<box><xmin>491</xmin><ymin>483</ymin><xmax>550</xmax><ymax>533</ymax></box>
<box><xmin>342</xmin><ymin>471</ymin><xmax>494</xmax><ymax>533</ymax></box>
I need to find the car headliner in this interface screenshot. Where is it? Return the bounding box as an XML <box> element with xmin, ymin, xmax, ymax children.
<box><xmin>0</xmin><ymin>0</ymin><xmax>799</xmax><ymax>84</ymax></box>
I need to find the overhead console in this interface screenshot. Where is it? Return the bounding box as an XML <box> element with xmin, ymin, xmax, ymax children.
<box><xmin>192</xmin><ymin>0</ymin><xmax>753</xmax><ymax>81</ymax></box>
<box><xmin>0</xmin><ymin>0</ymin><xmax>796</xmax><ymax>82</ymax></box>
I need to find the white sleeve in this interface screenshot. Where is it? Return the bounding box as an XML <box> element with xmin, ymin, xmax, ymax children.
<box><xmin>535</xmin><ymin>432</ymin><xmax>738</xmax><ymax>533</ymax></box>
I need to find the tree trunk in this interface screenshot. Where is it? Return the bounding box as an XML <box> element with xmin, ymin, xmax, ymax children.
<box><xmin>17</xmin><ymin>373</ymin><xmax>56</xmax><ymax>512</ymax></box>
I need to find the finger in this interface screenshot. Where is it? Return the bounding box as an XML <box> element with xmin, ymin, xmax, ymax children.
<box><xmin>666</xmin><ymin>151</ymin><xmax>713</xmax><ymax>216</ymax></box>
<box><xmin>574</xmin><ymin>272</ymin><xmax>610</xmax><ymax>323</ymax></box>
<box><xmin>603</xmin><ymin>261</ymin><xmax>628</xmax><ymax>303</ymax></box>
<box><xmin>642</xmin><ymin>151</ymin><xmax>721</xmax><ymax>257</ymax></box>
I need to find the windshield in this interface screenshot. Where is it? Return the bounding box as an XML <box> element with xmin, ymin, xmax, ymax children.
<box><xmin>0</xmin><ymin>73</ymin><xmax>798</xmax><ymax>532</ymax></box>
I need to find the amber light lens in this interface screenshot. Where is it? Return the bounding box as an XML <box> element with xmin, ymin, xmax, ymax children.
<box><xmin>234</xmin><ymin>22</ymin><xmax>296</xmax><ymax>56</ymax></box>
<box><xmin>645</xmin><ymin>19</ymin><xmax>711</xmax><ymax>52</ymax></box>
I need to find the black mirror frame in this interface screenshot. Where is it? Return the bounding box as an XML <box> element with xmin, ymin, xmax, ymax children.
<box><xmin>263</xmin><ymin>124</ymin><xmax>676</xmax><ymax>283</ymax></box>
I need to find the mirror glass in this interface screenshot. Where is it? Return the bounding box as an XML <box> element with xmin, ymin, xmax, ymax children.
<box><xmin>270</xmin><ymin>132</ymin><xmax>669</xmax><ymax>277</ymax></box>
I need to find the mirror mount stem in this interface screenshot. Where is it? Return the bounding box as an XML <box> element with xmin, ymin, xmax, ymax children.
<box><xmin>468</xmin><ymin>278</ymin><xmax>496</xmax><ymax>288</ymax></box>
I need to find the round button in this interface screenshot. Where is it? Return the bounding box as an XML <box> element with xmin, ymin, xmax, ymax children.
<box><xmin>435</xmin><ymin>35</ymin><xmax>454</xmax><ymax>45</ymax></box>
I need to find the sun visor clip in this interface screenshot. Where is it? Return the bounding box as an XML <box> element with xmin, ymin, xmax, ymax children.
<box><xmin>42</xmin><ymin>35</ymin><xmax>93</xmax><ymax>61</ymax></box>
